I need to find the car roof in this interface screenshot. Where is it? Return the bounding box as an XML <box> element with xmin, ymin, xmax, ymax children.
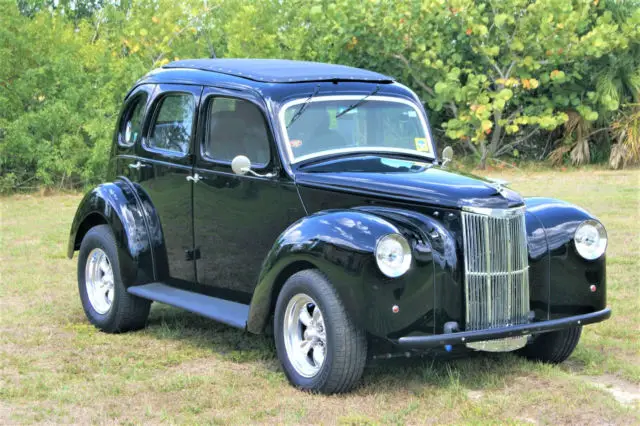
<box><xmin>162</xmin><ymin>58</ymin><xmax>394</xmax><ymax>84</ymax></box>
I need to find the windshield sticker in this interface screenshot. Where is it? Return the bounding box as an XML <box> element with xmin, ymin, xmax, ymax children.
<box><xmin>414</xmin><ymin>137</ymin><xmax>431</xmax><ymax>153</ymax></box>
<box><xmin>290</xmin><ymin>139</ymin><xmax>303</xmax><ymax>148</ymax></box>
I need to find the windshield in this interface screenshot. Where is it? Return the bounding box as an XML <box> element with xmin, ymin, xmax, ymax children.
<box><xmin>279</xmin><ymin>96</ymin><xmax>434</xmax><ymax>163</ymax></box>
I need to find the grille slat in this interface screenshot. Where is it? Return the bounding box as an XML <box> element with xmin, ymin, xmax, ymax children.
<box><xmin>462</xmin><ymin>207</ymin><xmax>530</xmax><ymax>331</ymax></box>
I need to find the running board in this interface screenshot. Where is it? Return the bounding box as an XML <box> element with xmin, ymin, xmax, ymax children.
<box><xmin>128</xmin><ymin>283</ymin><xmax>249</xmax><ymax>329</ymax></box>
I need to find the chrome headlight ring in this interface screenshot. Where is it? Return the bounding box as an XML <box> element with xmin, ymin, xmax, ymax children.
<box><xmin>375</xmin><ymin>233</ymin><xmax>412</xmax><ymax>278</ymax></box>
<box><xmin>574</xmin><ymin>219</ymin><xmax>607</xmax><ymax>260</ymax></box>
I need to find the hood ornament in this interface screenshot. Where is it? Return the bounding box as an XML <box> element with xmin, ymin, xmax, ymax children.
<box><xmin>486</xmin><ymin>178</ymin><xmax>510</xmax><ymax>195</ymax></box>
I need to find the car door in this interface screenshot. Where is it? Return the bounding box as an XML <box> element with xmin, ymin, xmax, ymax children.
<box><xmin>192</xmin><ymin>88</ymin><xmax>305</xmax><ymax>302</ymax></box>
<box><xmin>131</xmin><ymin>84</ymin><xmax>202</xmax><ymax>285</ymax></box>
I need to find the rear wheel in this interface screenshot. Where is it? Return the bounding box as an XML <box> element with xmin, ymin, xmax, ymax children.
<box><xmin>78</xmin><ymin>225</ymin><xmax>151</xmax><ymax>333</ymax></box>
<box><xmin>516</xmin><ymin>326</ymin><xmax>582</xmax><ymax>363</ymax></box>
<box><xmin>274</xmin><ymin>269</ymin><xmax>367</xmax><ymax>394</ymax></box>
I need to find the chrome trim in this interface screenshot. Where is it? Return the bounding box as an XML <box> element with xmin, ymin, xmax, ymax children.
<box><xmin>85</xmin><ymin>248</ymin><xmax>114</xmax><ymax>315</ymax></box>
<box><xmin>466</xmin><ymin>336</ymin><xmax>528</xmax><ymax>352</ymax></box>
<box><xmin>277</xmin><ymin>95</ymin><xmax>435</xmax><ymax>164</ymax></box>
<box><xmin>462</xmin><ymin>205</ymin><xmax>526</xmax><ymax>218</ymax></box>
<box><xmin>462</xmin><ymin>207</ymin><xmax>530</xmax><ymax>334</ymax></box>
<box><xmin>283</xmin><ymin>293</ymin><xmax>327</xmax><ymax>378</ymax></box>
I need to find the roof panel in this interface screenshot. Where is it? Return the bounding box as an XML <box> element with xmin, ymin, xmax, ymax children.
<box><xmin>162</xmin><ymin>59</ymin><xmax>394</xmax><ymax>84</ymax></box>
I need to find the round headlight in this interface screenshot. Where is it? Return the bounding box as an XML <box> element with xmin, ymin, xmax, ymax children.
<box><xmin>574</xmin><ymin>220</ymin><xmax>607</xmax><ymax>260</ymax></box>
<box><xmin>375</xmin><ymin>234</ymin><xmax>412</xmax><ymax>278</ymax></box>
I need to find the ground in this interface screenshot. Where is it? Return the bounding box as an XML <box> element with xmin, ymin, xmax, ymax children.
<box><xmin>1</xmin><ymin>169</ymin><xmax>639</xmax><ymax>425</ymax></box>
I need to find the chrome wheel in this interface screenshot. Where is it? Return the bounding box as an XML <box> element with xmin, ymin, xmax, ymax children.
<box><xmin>85</xmin><ymin>248</ymin><xmax>114</xmax><ymax>315</ymax></box>
<box><xmin>283</xmin><ymin>293</ymin><xmax>327</xmax><ymax>378</ymax></box>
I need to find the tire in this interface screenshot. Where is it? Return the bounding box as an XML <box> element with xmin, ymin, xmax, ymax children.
<box><xmin>516</xmin><ymin>326</ymin><xmax>582</xmax><ymax>363</ymax></box>
<box><xmin>274</xmin><ymin>269</ymin><xmax>367</xmax><ymax>394</ymax></box>
<box><xmin>78</xmin><ymin>225</ymin><xmax>151</xmax><ymax>333</ymax></box>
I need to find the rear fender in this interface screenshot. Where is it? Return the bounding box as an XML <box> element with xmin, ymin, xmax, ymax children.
<box><xmin>67</xmin><ymin>179</ymin><xmax>159</xmax><ymax>286</ymax></box>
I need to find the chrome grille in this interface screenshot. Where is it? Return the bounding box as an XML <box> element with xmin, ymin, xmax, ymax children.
<box><xmin>461</xmin><ymin>206</ymin><xmax>530</xmax><ymax>331</ymax></box>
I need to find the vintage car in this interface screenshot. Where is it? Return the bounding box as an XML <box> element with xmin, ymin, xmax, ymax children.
<box><xmin>68</xmin><ymin>59</ymin><xmax>610</xmax><ymax>394</ymax></box>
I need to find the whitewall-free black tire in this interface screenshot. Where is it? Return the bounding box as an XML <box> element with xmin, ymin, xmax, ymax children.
<box><xmin>274</xmin><ymin>269</ymin><xmax>367</xmax><ymax>394</ymax></box>
<box><xmin>78</xmin><ymin>225</ymin><xmax>150</xmax><ymax>333</ymax></box>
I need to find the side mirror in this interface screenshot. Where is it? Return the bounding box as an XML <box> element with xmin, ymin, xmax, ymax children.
<box><xmin>442</xmin><ymin>146</ymin><xmax>454</xmax><ymax>167</ymax></box>
<box><xmin>231</xmin><ymin>155</ymin><xmax>251</xmax><ymax>175</ymax></box>
<box><xmin>231</xmin><ymin>155</ymin><xmax>276</xmax><ymax>178</ymax></box>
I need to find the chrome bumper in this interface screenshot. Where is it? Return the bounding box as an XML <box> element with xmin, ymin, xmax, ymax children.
<box><xmin>395</xmin><ymin>308</ymin><xmax>611</xmax><ymax>349</ymax></box>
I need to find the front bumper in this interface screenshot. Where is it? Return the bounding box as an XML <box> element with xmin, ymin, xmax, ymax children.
<box><xmin>395</xmin><ymin>308</ymin><xmax>611</xmax><ymax>349</ymax></box>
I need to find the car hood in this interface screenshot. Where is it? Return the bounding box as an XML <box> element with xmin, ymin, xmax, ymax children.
<box><xmin>294</xmin><ymin>155</ymin><xmax>524</xmax><ymax>210</ymax></box>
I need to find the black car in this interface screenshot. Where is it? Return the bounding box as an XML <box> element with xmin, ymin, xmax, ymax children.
<box><xmin>68</xmin><ymin>59</ymin><xmax>610</xmax><ymax>394</ymax></box>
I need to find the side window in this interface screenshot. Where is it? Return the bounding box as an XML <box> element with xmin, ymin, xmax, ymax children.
<box><xmin>148</xmin><ymin>93</ymin><xmax>195</xmax><ymax>154</ymax></box>
<box><xmin>204</xmin><ymin>98</ymin><xmax>271</xmax><ymax>165</ymax></box>
<box><xmin>119</xmin><ymin>94</ymin><xmax>147</xmax><ymax>147</ymax></box>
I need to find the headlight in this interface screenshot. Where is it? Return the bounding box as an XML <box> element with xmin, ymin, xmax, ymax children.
<box><xmin>375</xmin><ymin>234</ymin><xmax>412</xmax><ymax>277</ymax></box>
<box><xmin>574</xmin><ymin>220</ymin><xmax>607</xmax><ymax>260</ymax></box>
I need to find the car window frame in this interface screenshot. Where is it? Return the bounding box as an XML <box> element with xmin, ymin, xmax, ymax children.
<box><xmin>198</xmin><ymin>93</ymin><xmax>274</xmax><ymax>170</ymax></box>
<box><xmin>277</xmin><ymin>95</ymin><xmax>435</xmax><ymax>165</ymax></box>
<box><xmin>143</xmin><ymin>89</ymin><xmax>199</xmax><ymax>159</ymax></box>
<box><xmin>117</xmin><ymin>92</ymin><xmax>149</xmax><ymax>148</ymax></box>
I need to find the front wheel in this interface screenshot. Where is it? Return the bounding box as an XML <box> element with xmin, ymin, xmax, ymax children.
<box><xmin>78</xmin><ymin>225</ymin><xmax>151</xmax><ymax>333</ymax></box>
<box><xmin>516</xmin><ymin>326</ymin><xmax>582</xmax><ymax>363</ymax></box>
<box><xmin>274</xmin><ymin>269</ymin><xmax>367</xmax><ymax>394</ymax></box>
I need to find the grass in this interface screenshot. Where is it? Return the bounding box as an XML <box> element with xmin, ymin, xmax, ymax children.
<box><xmin>1</xmin><ymin>169</ymin><xmax>639</xmax><ymax>424</ymax></box>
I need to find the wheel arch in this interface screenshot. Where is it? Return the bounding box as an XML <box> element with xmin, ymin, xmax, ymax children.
<box><xmin>71</xmin><ymin>212</ymin><xmax>108</xmax><ymax>253</ymax></box>
<box><xmin>265</xmin><ymin>259</ymin><xmax>318</xmax><ymax>330</ymax></box>
<box><xmin>68</xmin><ymin>180</ymin><xmax>157</xmax><ymax>287</ymax></box>
<box><xmin>245</xmin><ymin>208</ymin><xmax>437</xmax><ymax>337</ymax></box>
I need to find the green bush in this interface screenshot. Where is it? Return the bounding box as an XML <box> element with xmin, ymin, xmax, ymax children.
<box><xmin>1</xmin><ymin>0</ymin><xmax>638</xmax><ymax>192</ymax></box>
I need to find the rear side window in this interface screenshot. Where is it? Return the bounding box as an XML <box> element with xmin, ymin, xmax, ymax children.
<box><xmin>148</xmin><ymin>93</ymin><xmax>195</xmax><ymax>154</ymax></box>
<box><xmin>204</xmin><ymin>98</ymin><xmax>271</xmax><ymax>165</ymax></box>
<box><xmin>119</xmin><ymin>94</ymin><xmax>147</xmax><ymax>147</ymax></box>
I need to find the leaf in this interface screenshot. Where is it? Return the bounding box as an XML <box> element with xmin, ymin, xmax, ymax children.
<box><xmin>495</xmin><ymin>14</ymin><xmax>508</xmax><ymax>28</ymax></box>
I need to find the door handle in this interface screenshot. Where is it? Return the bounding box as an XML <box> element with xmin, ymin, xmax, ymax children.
<box><xmin>186</xmin><ymin>173</ymin><xmax>202</xmax><ymax>183</ymax></box>
<box><xmin>128</xmin><ymin>161</ymin><xmax>147</xmax><ymax>170</ymax></box>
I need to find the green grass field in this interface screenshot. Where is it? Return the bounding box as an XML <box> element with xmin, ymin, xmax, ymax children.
<box><xmin>1</xmin><ymin>169</ymin><xmax>639</xmax><ymax>424</ymax></box>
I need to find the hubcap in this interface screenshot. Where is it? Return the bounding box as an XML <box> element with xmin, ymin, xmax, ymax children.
<box><xmin>85</xmin><ymin>248</ymin><xmax>115</xmax><ymax>315</ymax></box>
<box><xmin>283</xmin><ymin>293</ymin><xmax>327</xmax><ymax>378</ymax></box>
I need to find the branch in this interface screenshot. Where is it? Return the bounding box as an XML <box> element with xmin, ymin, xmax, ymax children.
<box><xmin>495</xmin><ymin>128</ymin><xmax>540</xmax><ymax>156</ymax></box>
<box><xmin>504</xmin><ymin>106</ymin><xmax>523</xmax><ymax>124</ymax></box>
<box><xmin>505</xmin><ymin>60</ymin><xmax>516</xmax><ymax>79</ymax></box>
<box><xmin>393</xmin><ymin>53</ymin><xmax>434</xmax><ymax>96</ymax></box>
<box><xmin>490</xmin><ymin>61</ymin><xmax>505</xmax><ymax>80</ymax></box>
<box><xmin>466</xmin><ymin>139</ymin><xmax>479</xmax><ymax>155</ymax></box>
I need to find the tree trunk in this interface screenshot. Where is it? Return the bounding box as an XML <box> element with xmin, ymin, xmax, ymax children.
<box><xmin>479</xmin><ymin>142</ymin><xmax>488</xmax><ymax>169</ymax></box>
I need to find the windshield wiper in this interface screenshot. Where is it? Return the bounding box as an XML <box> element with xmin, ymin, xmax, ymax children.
<box><xmin>286</xmin><ymin>85</ymin><xmax>320</xmax><ymax>128</ymax></box>
<box><xmin>335</xmin><ymin>85</ymin><xmax>380</xmax><ymax>119</ymax></box>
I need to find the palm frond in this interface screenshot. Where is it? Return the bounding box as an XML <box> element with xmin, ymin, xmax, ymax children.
<box><xmin>609</xmin><ymin>103</ymin><xmax>640</xmax><ymax>169</ymax></box>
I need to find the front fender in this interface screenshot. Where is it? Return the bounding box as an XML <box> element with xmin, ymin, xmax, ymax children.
<box><xmin>525</xmin><ymin>198</ymin><xmax>606</xmax><ymax>319</ymax></box>
<box><xmin>246</xmin><ymin>209</ymin><xmax>438</xmax><ymax>337</ymax></box>
<box><xmin>67</xmin><ymin>179</ymin><xmax>156</xmax><ymax>286</ymax></box>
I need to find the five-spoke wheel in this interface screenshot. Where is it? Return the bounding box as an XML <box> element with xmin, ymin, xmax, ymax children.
<box><xmin>85</xmin><ymin>248</ymin><xmax>115</xmax><ymax>315</ymax></box>
<box><xmin>283</xmin><ymin>294</ymin><xmax>327</xmax><ymax>378</ymax></box>
<box><xmin>78</xmin><ymin>225</ymin><xmax>150</xmax><ymax>333</ymax></box>
<box><xmin>274</xmin><ymin>269</ymin><xmax>367</xmax><ymax>394</ymax></box>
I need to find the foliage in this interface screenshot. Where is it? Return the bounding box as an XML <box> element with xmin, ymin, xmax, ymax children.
<box><xmin>1</xmin><ymin>0</ymin><xmax>639</xmax><ymax>192</ymax></box>
<box><xmin>609</xmin><ymin>104</ymin><xmax>640</xmax><ymax>168</ymax></box>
